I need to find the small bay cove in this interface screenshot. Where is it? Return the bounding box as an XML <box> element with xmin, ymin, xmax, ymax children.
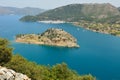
<box><xmin>0</xmin><ymin>15</ymin><xmax>120</xmax><ymax>80</ymax></box>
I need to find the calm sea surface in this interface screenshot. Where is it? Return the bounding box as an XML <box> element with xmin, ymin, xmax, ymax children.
<box><xmin>0</xmin><ymin>15</ymin><xmax>120</xmax><ymax>80</ymax></box>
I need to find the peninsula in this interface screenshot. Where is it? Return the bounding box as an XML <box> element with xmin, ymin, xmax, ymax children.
<box><xmin>15</xmin><ymin>28</ymin><xmax>79</xmax><ymax>47</ymax></box>
<box><xmin>20</xmin><ymin>3</ymin><xmax>120</xmax><ymax>36</ymax></box>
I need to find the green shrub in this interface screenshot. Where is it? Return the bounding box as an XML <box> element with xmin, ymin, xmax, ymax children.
<box><xmin>0</xmin><ymin>38</ymin><xmax>12</xmax><ymax>65</ymax></box>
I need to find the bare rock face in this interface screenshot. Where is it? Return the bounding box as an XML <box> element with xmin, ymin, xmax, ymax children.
<box><xmin>0</xmin><ymin>66</ymin><xmax>31</xmax><ymax>80</ymax></box>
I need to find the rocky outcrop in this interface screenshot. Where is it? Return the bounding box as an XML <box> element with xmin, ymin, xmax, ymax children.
<box><xmin>16</xmin><ymin>28</ymin><xmax>79</xmax><ymax>47</ymax></box>
<box><xmin>0</xmin><ymin>66</ymin><xmax>31</xmax><ymax>80</ymax></box>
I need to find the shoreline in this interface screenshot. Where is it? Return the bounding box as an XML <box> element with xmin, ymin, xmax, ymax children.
<box><xmin>16</xmin><ymin>39</ymin><xmax>79</xmax><ymax>48</ymax></box>
<box><xmin>38</xmin><ymin>20</ymin><xmax>120</xmax><ymax>37</ymax></box>
<box><xmin>38</xmin><ymin>20</ymin><xmax>66</xmax><ymax>24</ymax></box>
<box><xmin>72</xmin><ymin>22</ymin><xmax>120</xmax><ymax>37</ymax></box>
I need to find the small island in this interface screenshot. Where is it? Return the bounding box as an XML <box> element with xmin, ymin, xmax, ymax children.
<box><xmin>16</xmin><ymin>28</ymin><xmax>79</xmax><ymax>47</ymax></box>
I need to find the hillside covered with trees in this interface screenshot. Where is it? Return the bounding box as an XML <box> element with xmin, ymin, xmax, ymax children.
<box><xmin>20</xmin><ymin>3</ymin><xmax>120</xmax><ymax>36</ymax></box>
<box><xmin>20</xmin><ymin>3</ymin><xmax>120</xmax><ymax>23</ymax></box>
<box><xmin>0</xmin><ymin>38</ymin><xmax>95</xmax><ymax>80</ymax></box>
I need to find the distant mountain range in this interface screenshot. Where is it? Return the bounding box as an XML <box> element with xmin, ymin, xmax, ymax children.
<box><xmin>0</xmin><ymin>6</ymin><xmax>45</xmax><ymax>15</ymax></box>
<box><xmin>20</xmin><ymin>3</ymin><xmax>120</xmax><ymax>23</ymax></box>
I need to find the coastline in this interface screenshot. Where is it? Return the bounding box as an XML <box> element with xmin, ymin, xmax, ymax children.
<box><xmin>38</xmin><ymin>20</ymin><xmax>120</xmax><ymax>37</ymax></box>
<box><xmin>16</xmin><ymin>39</ymin><xmax>79</xmax><ymax>48</ymax></box>
<box><xmin>38</xmin><ymin>20</ymin><xmax>66</xmax><ymax>24</ymax></box>
<box><xmin>72</xmin><ymin>22</ymin><xmax>120</xmax><ymax>37</ymax></box>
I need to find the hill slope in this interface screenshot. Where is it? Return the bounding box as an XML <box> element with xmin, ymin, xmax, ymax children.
<box><xmin>0</xmin><ymin>6</ymin><xmax>45</xmax><ymax>15</ymax></box>
<box><xmin>20</xmin><ymin>3</ymin><xmax>120</xmax><ymax>22</ymax></box>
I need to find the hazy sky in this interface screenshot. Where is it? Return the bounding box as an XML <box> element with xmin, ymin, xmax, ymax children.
<box><xmin>0</xmin><ymin>0</ymin><xmax>119</xmax><ymax>9</ymax></box>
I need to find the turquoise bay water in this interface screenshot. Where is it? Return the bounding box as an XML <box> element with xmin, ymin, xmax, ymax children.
<box><xmin>0</xmin><ymin>15</ymin><xmax>120</xmax><ymax>80</ymax></box>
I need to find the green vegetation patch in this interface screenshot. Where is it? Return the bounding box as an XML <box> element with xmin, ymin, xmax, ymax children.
<box><xmin>5</xmin><ymin>55</ymin><xmax>95</xmax><ymax>80</ymax></box>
